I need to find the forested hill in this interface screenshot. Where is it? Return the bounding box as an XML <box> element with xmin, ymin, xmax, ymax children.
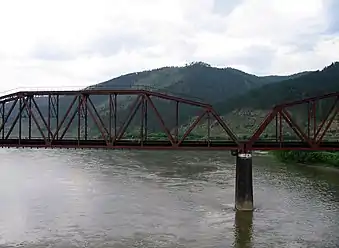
<box><xmin>90</xmin><ymin>61</ymin><xmax>308</xmax><ymax>104</ymax></box>
<box><xmin>215</xmin><ymin>62</ymin><xmax>339</xmax><ymax>114</ymax></box>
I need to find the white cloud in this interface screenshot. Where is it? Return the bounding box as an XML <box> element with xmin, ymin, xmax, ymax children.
<box><xmin>0</xmin><ymin>0</ymin><xmax>338</xmax><ymax>93</ymax></box>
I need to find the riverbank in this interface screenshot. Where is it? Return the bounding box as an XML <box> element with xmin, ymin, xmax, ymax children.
<box><xmin>272</xmin><ymin>150</ymin><xmax>339</xmax><ymax>168</ymax></box>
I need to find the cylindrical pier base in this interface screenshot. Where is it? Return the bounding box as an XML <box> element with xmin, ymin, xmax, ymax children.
<box><xmin>235</xmin><ymin>152</ymin><xmax>253</xmax><ymax>211</ymax></box>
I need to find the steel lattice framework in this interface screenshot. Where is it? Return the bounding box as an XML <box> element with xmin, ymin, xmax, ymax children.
<box><xmin>245</xmin><ymin>92</ymin><xmax>339</xmax><ymax>151</ymax></box>
<box><xmin>0</xmin><ymin>89</ymin><xmax>338</xmax><ymax>151</ymax></box>
<box><xmin>0</xmin><ymin>90</ymin><xmax>238</xmax><ymax>150</ymax></box>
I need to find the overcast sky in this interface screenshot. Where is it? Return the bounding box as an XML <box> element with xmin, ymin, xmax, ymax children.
<box><xmin>0</xmin><ymin>0</ymin><xmax>338</xmax><ymax>93</ymax></box>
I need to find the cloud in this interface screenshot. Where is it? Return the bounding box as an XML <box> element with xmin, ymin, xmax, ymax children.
<box><xmin>326</xmin><ymin>0</ymin><xmax>339</xmax><ymax>34</ymax></box>
<box><xmin>30</xmin><ymin>42</ymin><xmax>76</xmax><ymax>61</ymax></box>
<box><xmin>88</xmin><ymin>33</ymin><xmax>154</xmax><ymax>57</ymax></box>
<box><xmin>0</xmin><ymin>0</ymin><xmax>338</xmax><ymax>93</ymax></box>
<box><xmin>212</xmin><ymin>0</ymin><xmax>244</xmax><ymax>15</ymax></box>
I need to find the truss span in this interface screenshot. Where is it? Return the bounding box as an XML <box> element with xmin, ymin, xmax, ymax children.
<box><xmin>0</xmin><ymin>89</ymin><xmax>338</xmax><ymax>151</ymax></box>
<box><xmin>0</xmin><ymin>89</ymin><xmax>239</xmax><ymax>150</ymax></box>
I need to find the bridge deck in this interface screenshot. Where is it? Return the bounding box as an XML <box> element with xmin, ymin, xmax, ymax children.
<box><xmin>0</xmin><ymin>139</ymin><xmax>338</xmax><ymax>151</ymax></box>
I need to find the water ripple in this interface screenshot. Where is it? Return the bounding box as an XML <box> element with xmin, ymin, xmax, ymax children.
<box><xmin>0</xmin><ymin>149</ymin><xmax>338</xmax><ymax>247</ymax></box>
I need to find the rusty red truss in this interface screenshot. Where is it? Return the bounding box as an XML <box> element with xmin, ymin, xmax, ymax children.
<box><xmin>245</xmin><ymin>92</ymin><xmax>339</xmax><ymax>151</ymax></box>
<box><xmin>0</xmin><ymin>89</ymin><xmax>239</xmax><ymax>150</ymax></box>
<box><xmin>1</xmin><ymin>89</ymin><xmax>339</xmax><ymax>151</ymax></box>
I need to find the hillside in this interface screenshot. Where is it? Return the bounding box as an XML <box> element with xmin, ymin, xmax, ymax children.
<box><xmin>89</xmin><ymin>61</ymin><xmax>306</xmax><ymax>104</ymax></box>
<box><xmin>215</xmin><ymin>62</ymin><xmax>339</xmax><ymax>112</ymax></box>
<box><xmin>216</xmin><ymin>62</ymin><xmax>339</xmax><ymax>140</ymax></box>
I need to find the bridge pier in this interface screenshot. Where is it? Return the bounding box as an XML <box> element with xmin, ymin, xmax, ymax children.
<box><xmin>234</xmin><ymin>152</ymin><xmax>253</xmax><ymax>211</ymax></box>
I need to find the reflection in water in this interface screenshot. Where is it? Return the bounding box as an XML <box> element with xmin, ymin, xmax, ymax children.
<box><xmin>0</xmin><ymin>149</ymin><xmax>339</xmax><ymax>247</ymax></box>
<box><xmin>234</xmin><ymin>211</ymin><xmax>253</xmax><ymax>248</ymax></box>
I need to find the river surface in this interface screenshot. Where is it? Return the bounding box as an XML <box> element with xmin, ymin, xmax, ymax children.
<box><xmin>0</xmin><ymin>149</ymin><xmax>339</xmax><ymax>247</ymax></box>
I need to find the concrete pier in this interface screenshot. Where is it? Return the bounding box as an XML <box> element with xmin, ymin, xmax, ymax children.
<box><xmin>235</xmin><ymin>152</ymin><xmax>253</xmax><ymax>211</ymax></box>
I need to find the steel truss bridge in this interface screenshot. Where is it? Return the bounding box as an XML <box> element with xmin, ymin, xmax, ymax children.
<box><xmin>0</xmin><ymin>89</ymin><xmax>338</xmax><ymax>152</ymax></box>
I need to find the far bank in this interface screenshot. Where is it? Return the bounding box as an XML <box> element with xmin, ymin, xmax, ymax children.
<box><xmin>271</xmin><ymin>150</ymin><xmax>339</xmax><ymax>169</ymax></box>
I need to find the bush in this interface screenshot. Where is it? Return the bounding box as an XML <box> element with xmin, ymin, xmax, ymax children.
<box><xmin>272</xmin><ymin>150</ymin><xmax>339</xmax><ymax>167</ymax></box>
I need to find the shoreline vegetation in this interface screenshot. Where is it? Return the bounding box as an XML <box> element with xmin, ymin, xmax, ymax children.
<box><xmin>271</xmin><ymin>150</ymin><xmax>339</xmax><ymax>168</ymax></box>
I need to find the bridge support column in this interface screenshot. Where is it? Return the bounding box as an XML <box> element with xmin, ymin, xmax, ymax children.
<box><xmin>235</xmin><ymin>152</ymin><xmax>253</xmax><ymax>211</ymax></box>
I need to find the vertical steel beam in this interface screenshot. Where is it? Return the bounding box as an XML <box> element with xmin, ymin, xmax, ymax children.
<box><xmin>275</xmin><ymin>114</ymin><xmax>278</xmax><ymax>142</ymax></box>
<box><xmin>114</xmin><ymin>93</ymin><xmax>117</xmax><ymax>138</ymax></box>
<box><xmin>207</xmin><ymin>110</ymin><xmax>210</xmax><ymax>147</ymax></box>
<box><xmin>175</xmin><ymin>101</ymin><xmax>179</xmax><ymax>143</ymax></box>
<box><xmin>140</xmin><ymin>95</ymin><xmax>145</xmax><ymax>145</ymax></box>
<box><xmin>77</xmin><ymin>95</ymin><xmax>81</xmax><ymax>143</ymax></box>
<box><xmin>279</xmin><ymin>111</ymin><xmax>283</xmax><ymax>143</ymax></box>
<box><xmin>56</xmin><ymin>95</ymin><xmax>59</xmax><ymax>139</ymax></box>
<box><xmin>19</xmin><ymin>97</ymin><xmax>22</xmax><ymax>141</ymax></box>
<box><xmin>307</xmin><ymin>101</ymin><xmax>311</xmax><ymax>139</ymax></box>
<box><xmin>28</xmin><ymin>97</ymin><xmax>32</xmax><ymax>139</ymax></box>
<box><xmin>313</xmin><ymin>101</ymin><xmax>316</xmax><ymax>140</ymax></box>
<box><xmin>84</xmin><ymin>95</ymin><xmax>88</xmax><ymax>140</ymax></box>
<box><xmin>1</xmin><ymin>102</ymin><xmax>4</xmax><ymax>139</ymax></box>
<box><xmin>144</xmin><ymin>98</ymin><xmax>147</xmax><ymax>140</ymax></box>
<box><xmin>48</xmin><ymin>94</ymin><xmax>51</xmax><ymax>141</ymax></box>
<box><xmin>109</xmin><ymin>94</ymin><xmax>112</xmax><ymax>142</ymax></box>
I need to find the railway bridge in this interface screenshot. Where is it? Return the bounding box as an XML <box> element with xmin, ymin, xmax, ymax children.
<box><xmin>0</xmin><ymin>89</ymin><xmax>338</xmax><ymax>211</ymax></box>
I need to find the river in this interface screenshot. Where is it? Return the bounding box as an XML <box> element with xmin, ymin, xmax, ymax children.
<box><xmin>0</xmin><ymin>149</ymin><xmax>338</xmax><ymax>247</ymax></box>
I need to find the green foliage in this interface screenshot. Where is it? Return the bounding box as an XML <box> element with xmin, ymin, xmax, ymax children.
<box><xmin>215</xmin><ymin>62</ymin><xmax>339</xmax><ymax>114</ymax></box>
<box><xmin>273</xmin><ymin>150</ymin><xmax>339</xmax><ymax>167</ymax></box>
<box><xmin>92</xmin><ymin>61</ymin><xmax>293</xmax><ymax>104</ymax></box>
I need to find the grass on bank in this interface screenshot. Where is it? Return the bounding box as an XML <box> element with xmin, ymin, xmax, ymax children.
<box><xmin>272</xmin><ymin>150</ymin><xmax>339</xmax><ymax>168</ymax></box>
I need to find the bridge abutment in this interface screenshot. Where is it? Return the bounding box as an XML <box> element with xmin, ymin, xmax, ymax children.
<box><xmin>235</xmin><ymin>152</ymin><xmax>253</xmax><ymax>211</ymax></box>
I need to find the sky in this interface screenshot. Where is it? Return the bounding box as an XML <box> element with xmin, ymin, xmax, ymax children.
<box><xmin>0</xmin><ymin>0</ymin><xmax>338</xmax><ymax>93</ymax></box>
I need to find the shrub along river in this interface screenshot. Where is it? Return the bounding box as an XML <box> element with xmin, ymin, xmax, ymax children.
<box><xmin>0</xmin><ymin>149</ymin><xmax>338</xmax><ymax>247</ymax></box>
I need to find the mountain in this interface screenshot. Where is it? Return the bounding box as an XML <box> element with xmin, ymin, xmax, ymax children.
<box><xmin>214</xmin><ymin>62</ymin><xmax>339</xmax><ymax>139</ymax></box>
<box><xmin>90</xmin><ymin>61</ymin><xmax>307</xmax><ymax>104</ymax></box>
<box><xmin>215</xmin><ymin>62</ymin><xmax>339</xmax><ymax>112</ymax></box>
